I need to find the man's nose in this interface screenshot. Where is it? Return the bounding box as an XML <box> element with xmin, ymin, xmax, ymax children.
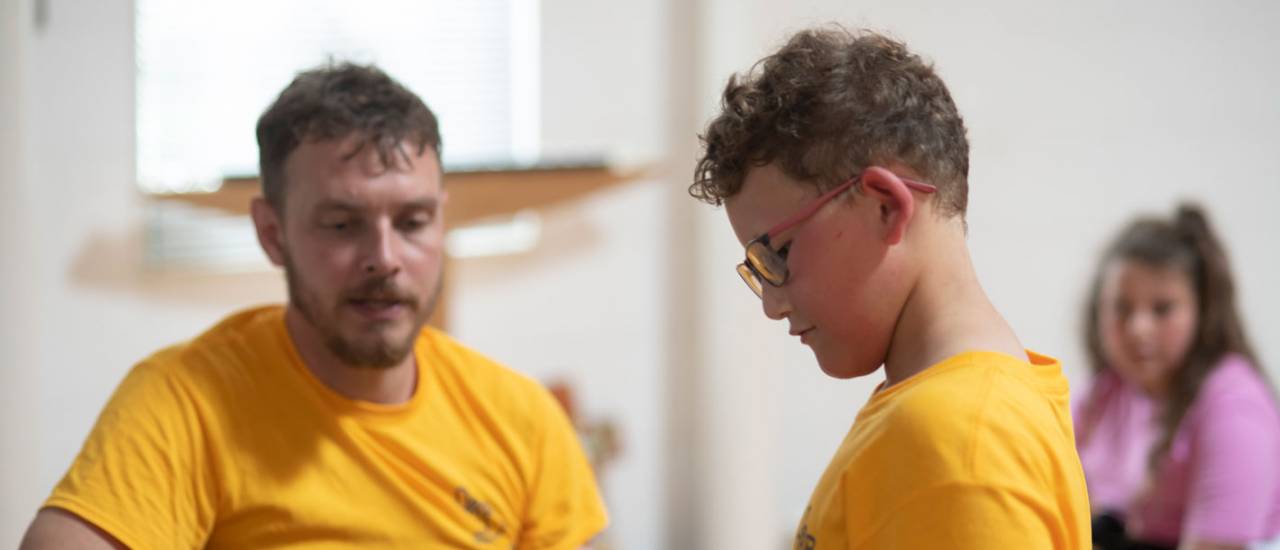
<box><xmin>360</xmin><ymin>221</ymin><xmax>402</xmax><ymax>277</ymax></box>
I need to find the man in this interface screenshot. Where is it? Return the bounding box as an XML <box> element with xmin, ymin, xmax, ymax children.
<box><xmin>21</xmin><ymin>63</ymin><xmax>607</xmax><ymax>549</ymax></box>
<box><xmin>690</xmin><ymin>28</ymin><xmax>1090</xmax><ymax>548</ymax></box>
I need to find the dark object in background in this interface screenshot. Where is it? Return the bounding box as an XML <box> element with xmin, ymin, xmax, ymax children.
<box><xmin>1092</xmin><ymin>511</ymin><xmax>1176</xmax><ymax>550</ymax></box>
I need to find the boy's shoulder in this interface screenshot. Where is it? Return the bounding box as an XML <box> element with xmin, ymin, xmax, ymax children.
<box><xmin>858</xmin><ymin>351</ymin><xmax>1073</xmax><ymax>476</ymax></box>
<box><xmin>878</xmin><ymin>351</ymin><xmax>1064</xmax><ymax>418</ymax></box>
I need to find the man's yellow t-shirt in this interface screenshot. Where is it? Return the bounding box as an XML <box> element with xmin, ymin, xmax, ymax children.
<box><xmin>44</xmin><ymin>306</ymin><xmax>607</xmax><ymax>549</ymax></box>
<box><xmin>794</xmin><ymin>351</ymin><xmax>1090</xmax><ymax>550</ymax></box>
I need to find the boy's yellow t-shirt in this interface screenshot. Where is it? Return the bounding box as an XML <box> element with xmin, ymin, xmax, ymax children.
<box><xmin>44</xmin><ymin>306</ymin><xmax>607</xmax><ymax>549</ymax></box>
<box><xmin>794</xmin><ymin>351</ymin><xmax>1090</xmax><ymax>550</ymax></box>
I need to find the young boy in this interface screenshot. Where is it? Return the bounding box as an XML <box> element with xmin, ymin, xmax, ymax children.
<box><xmin>690</xmin><ymin>27</ymin><xmax>1090</xmax><ymax>549</ymax></box>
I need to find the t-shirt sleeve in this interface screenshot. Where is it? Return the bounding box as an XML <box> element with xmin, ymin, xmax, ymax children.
<box><xmin>862</xmin><ymin>482</ymin><xmax>1062</xmax><ymax>550</ymax></box>
<box><xmin>44</xmin><ymin>358</ymin><xmax>218</xmax><ymax>549</ymax></box>
<box><xmin>516</xmin><ymin>386</ymin><xmax>608</xmax><ymax>550</ymax></box>
<box><xmin>1182</xmin><ymin>386</ymin><xmax>1280</xmax><ymax>543</ymax></box>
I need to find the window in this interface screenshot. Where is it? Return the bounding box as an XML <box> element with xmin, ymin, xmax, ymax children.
<box><xmin>135</xmin><ymin>0</ymin><xmax>540</xmax><ymax>193</ymax></box>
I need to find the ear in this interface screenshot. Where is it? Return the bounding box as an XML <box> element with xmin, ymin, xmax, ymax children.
<box><xmin>858</xmin><ymin>166</ymin><xmax>916</xmax><ymax>245</ymax></box>
<box><xmin>250</xmin><ymin>197</ymin><xmax>287</xmax><ymax>267</ymax></box>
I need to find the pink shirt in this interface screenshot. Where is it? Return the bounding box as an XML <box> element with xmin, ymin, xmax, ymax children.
<box><xmin>1075</xmin><ymin>355</ymin><xmax>1280</xmax><ymax>546</ymax></box>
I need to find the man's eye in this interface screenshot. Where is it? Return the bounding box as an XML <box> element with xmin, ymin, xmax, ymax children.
<box><xmin>399</xmin><ymin>217</ymin><xmax>429</xmax><ymax>231</ymax></box>
<box><xmin>323</xmin><ymin>219</ymin><xmax>354</xmax><ymax>231</ymax></box>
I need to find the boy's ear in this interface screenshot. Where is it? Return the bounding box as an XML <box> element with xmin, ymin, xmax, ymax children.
<box><xmin>250</xmin><ymin>197</ymin><xmax>287</xmax><ymax>267</ymax></box>
<box><xmin>858</xmin><ymin>166</ymin><xmax>916</xmax><ymax>245</ymax></box>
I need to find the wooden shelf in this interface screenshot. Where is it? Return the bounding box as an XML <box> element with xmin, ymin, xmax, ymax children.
<box><xmin>151</xmin><ymin>165</ymin><xmax>647</xmax><ymax>229</ymax></box>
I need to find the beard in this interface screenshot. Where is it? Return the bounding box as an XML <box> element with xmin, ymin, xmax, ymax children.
<box><xmin>283</xmin><ymin>253</ymin><xmax>442</xmax><ymax>369</ymax></box>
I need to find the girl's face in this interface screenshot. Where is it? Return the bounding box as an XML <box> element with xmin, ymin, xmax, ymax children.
<box><xmin>1097</xmin><ymin>259</ymin><xmax>1200</xmax><ymax>396</ymax></box>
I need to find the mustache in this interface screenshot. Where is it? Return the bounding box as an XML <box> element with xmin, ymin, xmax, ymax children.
<box><xmin>344</xmin><ymin>276</ymin><xmax>418</xmax><ymax>306</ymax></box>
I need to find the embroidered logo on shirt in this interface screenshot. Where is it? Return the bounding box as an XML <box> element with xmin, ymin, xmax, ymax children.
<box><xmin>455</xmin><ymin>486</ymin><xmax>509</xmax><ymax>544</ymax></box>
<box><xmin>794</xmin><ymin>506</ymin><xmax>816</xmax><ymax>550</ymax></box>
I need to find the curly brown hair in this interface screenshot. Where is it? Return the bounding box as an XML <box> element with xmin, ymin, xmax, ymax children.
<box><xmin>691</xmin><ymin>27</ymin><xmax>969</xmax><ymax>218</ymax></box>
<box><xmin>255</xmin><ymin>62</ymin><xmax>441</xmax><ymax>211</ymax></box>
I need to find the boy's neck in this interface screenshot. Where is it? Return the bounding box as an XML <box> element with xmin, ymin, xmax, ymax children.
<box><xmin>880</xmin><ymin>221</ymin><xmax>1025</xmax><ymax>388</ymax></box>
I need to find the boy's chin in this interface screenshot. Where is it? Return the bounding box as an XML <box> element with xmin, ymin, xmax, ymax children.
<box><xmin>815</xmin><ymin>352</ymin><xmax>881</xmax><ymax>380</ymax></box>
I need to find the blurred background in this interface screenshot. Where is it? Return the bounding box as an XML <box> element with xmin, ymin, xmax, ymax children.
<box><xmin>1</xmin><ymin>0</ymin><xmax>1277</xmax><ymax>548</ymax></box>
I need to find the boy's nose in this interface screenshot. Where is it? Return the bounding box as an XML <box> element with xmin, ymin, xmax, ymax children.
<box><xmin>760</xmin><ymin>284</ymin><xmax>791</xmax><ymax>321</ymax></box>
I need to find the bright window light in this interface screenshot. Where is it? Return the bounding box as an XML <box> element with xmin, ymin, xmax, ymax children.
<box><xmin>135</xmin><ymin>0</ymin><xmax>541</xmax><ymax>194</ymax></box>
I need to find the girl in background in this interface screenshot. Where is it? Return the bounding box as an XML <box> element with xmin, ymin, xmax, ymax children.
<box><xmin>1076</xmin><ymin>204</ymin><xmax>1280</xmax><ymax>550</ymax></box>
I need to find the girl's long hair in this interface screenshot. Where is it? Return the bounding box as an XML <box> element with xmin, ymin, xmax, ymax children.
<box><xmin>1080</xmin><ymin>204</ymin><xmax>1264</xmax><ymax>470</ymax></box>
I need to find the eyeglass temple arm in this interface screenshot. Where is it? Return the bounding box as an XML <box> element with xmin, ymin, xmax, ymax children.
<box><xmin>764</xmin><ymin>175</ymin><xmax>937</xmax><ymax>240</ymax></box>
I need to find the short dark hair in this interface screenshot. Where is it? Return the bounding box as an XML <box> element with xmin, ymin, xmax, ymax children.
<box><xmin>255</xmin><ymin>62</ymin><xmax>441</xmax><ymax>211</ymax></box>
<box><xmin>691</xmin><ymin>27</ymin><xmax>969</xmax><ymax>218</ymax></box>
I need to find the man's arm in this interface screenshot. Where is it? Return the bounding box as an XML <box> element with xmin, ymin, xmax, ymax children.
<box><xmin>31</xmin><ymin>356</ymin><xmax>218</xmax><ymax>548</ymax></box>
<box><xmin>517</xmin><ymin>385</ymin><xmax>609</xmax><ymax>550</ymax></box>
<box><xmin>19</xmin><ymin>508</ymin><xmax>124</xmax><ymax>550</ymax></box>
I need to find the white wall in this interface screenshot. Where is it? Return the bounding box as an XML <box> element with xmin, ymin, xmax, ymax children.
<box><xmin>1</xmin><ymin>0</ymin><xmax>37</xmax><ymax>542</ymax></box>
<box><xmin>684</xmin><ymin>0</ymin><xmax>1280</xmax><ymax>545</ymax></box>
<box><xmin>540</xmin><ymin>0</ymin><xmax>667</xmax><ymax>165</ymax></box>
